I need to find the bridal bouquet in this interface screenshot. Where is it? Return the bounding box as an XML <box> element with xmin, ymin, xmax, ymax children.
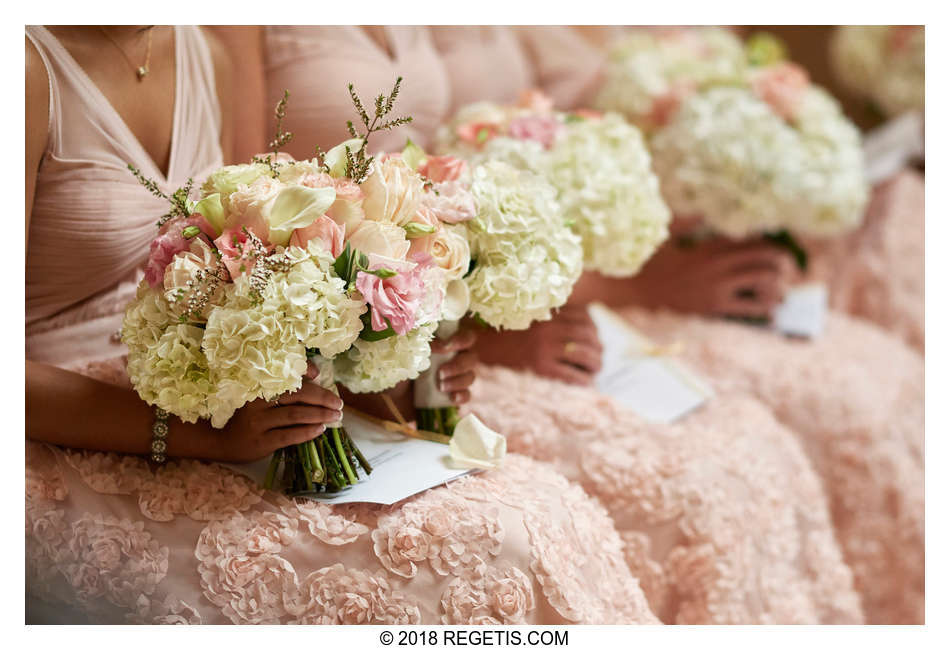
<box><xmin>123</xmin><ymin>81</ymin><xmax>450</xmax><ymax>493</ymax></box>
<box><xmin>436</xmin><ymin>92</ymin><xmax>670</xmax><ymax>277</ymax></box>
<box><xmin>394</xmin><ymin>138</ymin><xmax>584</xmax><ymax>434</ymax></box>
<box><xmin>830</xmin><ymin>26</ymin><xmax>924</xmax><ymax>118</ymax></box>
<box><xmin>594</xmin><ymin>27</ymin><xmax>748</xmax><ymax>133</ymax></box>
<box><xmin>595</xmin><ymin>28</ymin><xmax>868</xmax><ymax>262</ymax></box>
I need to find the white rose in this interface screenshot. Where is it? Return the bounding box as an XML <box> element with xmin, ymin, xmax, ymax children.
<box><xmin>201</xmin><ymin>163</ymin><xmax>270</xmax><ymax>199</ymax></box>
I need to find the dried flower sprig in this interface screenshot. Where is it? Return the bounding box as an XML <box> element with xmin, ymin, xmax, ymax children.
<box><xmin>339</xmin><ymin>77</ymin><xmax>413</xmax><ymax>183</ymax></box>
<box><xmin>253</xmin><ymin>90</ymin><xmax>295</xmax><ymax>178</ymax></box>
<box><xmin>128</xmin><ymin>164</ymin><xmax>195</xmax><ymax>227</ymax></box>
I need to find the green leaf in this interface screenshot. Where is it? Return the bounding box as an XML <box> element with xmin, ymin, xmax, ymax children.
<box><xmin>763</xmin><ymin>229</ymin><xmax>809</xmax><ymax>271</ymax></box>
<box><xmin>182</xmin><ymin>226</ymin><xmax>201</xmax><ymax>239</ymax></box>
<box><xmin>332</xmin><ymin>243</ymin><xmax>354</xmax><ymax>282</ymax></box>
<box><xmin>358</xmin><ymin>310</ymin><xmax>397</xmax><ymax>341</ymax></box>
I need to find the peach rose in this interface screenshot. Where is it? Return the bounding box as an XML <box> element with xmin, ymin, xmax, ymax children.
<box><xmin>752</xmin><ymin>62</ymin><xmax>810</xmax><ymax>121</ymax></box>
<box><xmin>290</xmin><ymin>214</ymin><xmax>345</xmax><ymax>258</ymax></box>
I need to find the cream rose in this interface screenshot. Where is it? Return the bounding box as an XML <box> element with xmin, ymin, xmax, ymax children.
<box><xmin>410</xmin><ymin>225</ymin><xmax>471</xmax><ymax>282</ymax></box>
<box><xmin>345</xmin><ymin>220</ymin><xmax>411</xmax><ymax>261</ymax></box>
<box><xmin>361</xmin><ymin>158</ymin><xmax>424</xmax><ymax>227</ymax></box>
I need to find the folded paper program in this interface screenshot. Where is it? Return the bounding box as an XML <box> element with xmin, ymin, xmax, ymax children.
<box><xmin>448</xmin><ymin>414</ymin><xmax>507</xmax><ymax>469</ymax></box>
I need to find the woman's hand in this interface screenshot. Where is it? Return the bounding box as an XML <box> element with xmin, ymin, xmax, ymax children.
<box><xmin>430</xmin><ymin>328</ymin><xmax>479</xmax><ymax>405</ymax></box>
<box><xmin>209</xmin><ymin>363</ymin><xmax>344</xmax><ymax>463</ymax></box>
<box><xmin>527</xmin><ymin>304</ymin><xmax>604</xmax><ymax>386</ymax></box>
<box><xmin>634</xmin><ymin>236</ymin><xmax>797</xmax><ymax>319</ymax></box>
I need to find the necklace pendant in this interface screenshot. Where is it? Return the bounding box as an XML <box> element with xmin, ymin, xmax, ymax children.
<box><xmin>136</xmin><ymin>65</ymin><xmax>149</xmax><ymax>80</ymax></box>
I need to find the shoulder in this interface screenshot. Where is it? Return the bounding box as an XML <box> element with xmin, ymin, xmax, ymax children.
<box><xmin>25</xmin><ymin>34</ymin><xmax>49</xmax><ymax>102</ymax></box>
<box><xmin>25</xmin><ymin>35</ymin><xmax>50</xmax><ymax>139</ymax></box>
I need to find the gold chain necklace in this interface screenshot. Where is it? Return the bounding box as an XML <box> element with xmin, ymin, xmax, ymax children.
<box><xmin>98</xmin><ymin>26</ymin><xmax>155</xmax><ymax>81</ymax></box>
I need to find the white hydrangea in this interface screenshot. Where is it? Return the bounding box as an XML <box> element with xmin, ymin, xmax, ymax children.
<box><xmin>334</xmin><ymin>322</ymin><xmax>437</xmax><ymax>393</ymax></box>
<box><xmin>650</xmin><ymin>86</ymin><xmax>868</xmax><ymax>239</ymax></box>
<box><xmin>830</xmin><ymin>26</ymin><xmax>924</xmax><ymax>117</ymax></box>
<box><xmin>546</xmin><ymin>114</ymin><xmax>670</xmax><ymax>276</ymax></box>
<box><xmin>123</xmin><ymin>286</ymin><xmax>215</xmax><ymax>423</ymax></box>
<box><xmin>130</xmin><ymin>323</ymin><xmax>216</xmax><ymax>424</ymax></box>
<box><xmin>271</xmin><ymin>242</ymin><xmax>366</xmax><ymax>357</ymax></box>
<box><xmin>440</xmin><ymin>106</ymin><xmax>669</xmax><ymax>277</ymax></box>
<box><xmin>465</xmin><ymin>161</ymin><xmax>583</xmax><ymax>329</ymax></box>
<box><xmin>201</xmin><ymin>292</ymin><xmax>309</xmax><ymax>424</ymax></box>
<box><xmin>594</xmin><ymin>27</ymin><xmax>747</xmax><ymax>131</ymax></box>
<box><xmin>466</xmin><ymin>228</ymin><xmax>583</xmax><ymax>330</ymax></box>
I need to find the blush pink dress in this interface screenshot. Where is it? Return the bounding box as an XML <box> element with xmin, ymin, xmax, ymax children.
<box><xmin>429</xmin><ymin>26</ymin><xmax>535</xmax><ymax>113</ymax></box>
<box><xmin>264</xmin><ymin>26</ymin><xmax>451</xmax><ymax>158</ymax></box>
<box><xmin>25</xmin><ymin>25</ymin><xmax>658</xmax><ymax>626</ymax></box>
<box><xmin>433</xmin><ymin>27</ymin><xmax>863</xmax><ymax>624</ymax></box>
<box><xmin>495</xmin><ymin>26</ymin><xmax>923</xmax><ymax>624</ymax></box>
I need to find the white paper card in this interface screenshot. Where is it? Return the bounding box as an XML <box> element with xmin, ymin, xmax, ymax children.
<box><xmin>773</xmin><ymin>284</ymin><xmax>828</xmax><ymax>339</ymax></box>
<box><xmin>228</xmin><ymin>410</ymin><xmax>475</xmax><ymax>505</ymax></box>
<box><xmin>589</xmin><ymin>303</ymin><xmax>713</xmax><ymax>423</ymax></box>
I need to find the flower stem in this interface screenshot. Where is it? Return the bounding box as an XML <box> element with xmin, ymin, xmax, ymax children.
<box><xmin>332</xmin><ymin>427</ymin><xmax>358</xmax><ymax>485</ymax></box>
<box><xmin>263</xmin><ymin>451</ymin><xmax>280</xmax><ymax>490</ymax></box>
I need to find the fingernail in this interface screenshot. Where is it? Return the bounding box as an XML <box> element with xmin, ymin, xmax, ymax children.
<box><xmin>333</xmin><ymin>399</ymin><xmax>344</xmax><ymax>410</ymax></box>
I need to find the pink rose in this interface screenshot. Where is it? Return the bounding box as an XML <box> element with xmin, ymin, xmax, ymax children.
<box><xmin>507</xmin><ymin>114</ymin><xmax>561</xmax><ymax>149</ymax></box>
<box><xmin>456</xmin><ymin>122</ymin><xmax>500</xmax><ymax>148</ymax></box>
<box><xmin>648</xmin><ymin>82</ymin><xmax>695</xmax><ymax>128</ymax></box>
<box><xmin>421</xmin><ymin>181</ymin><xmax>477</xmax><ymax>224</ymax></box>
<box><xmin>752</xmin><ymin>62</ymin><xmax>810</xmax><ymax>122</ymax></box>
<box><xmin>290</xmin><ymin>214</ymin><xmax>345</xmax><ymax>258</ymax></box>
<box><xmin>144</xmin><ymin>215</ymin><xmax>216</xmax><ymax>288</ymax></box>
<box><xmin>517</xmin><ymin>89</ymin><xmax>555</xmax><ymax>113</ymax></box>
<box><xmin>418</xmin><ymin>156</ymin><xmax>467</xmax><ymax>183</ymax></box>
<box><xmin>355</xmin><ymin>255</ymin><xmax>426</xmax><ymax>336</ymax></box>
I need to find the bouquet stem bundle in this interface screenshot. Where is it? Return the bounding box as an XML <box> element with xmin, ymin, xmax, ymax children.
<box><xmin>416</xmin><ymin>406</ymin><xmax>460</xmax><ymax>437</ymax></box>
<box><xmin>264</xmin><ymin>427</ymin><xmax>372</xmax><ymax>493</ymax></box>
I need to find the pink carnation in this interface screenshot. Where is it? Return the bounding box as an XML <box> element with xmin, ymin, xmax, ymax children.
<box><xmin>418</xmin><ymin>156</ymin><xmax>467</xmax><ymax>183</ymax></box>
<box><xmin>355</xmin><ymin>255</ymin><xmax>426</xmax><ymax>336</ymax></box>
<box><xmin>507</xmin><ymin>115</ymin><xmax>561</xmax><ymax>149</ymax></box>
<box><xmin>144</xmin><ymin>215</ymin><xmax>216</xmax><ymax>288</ymax></box>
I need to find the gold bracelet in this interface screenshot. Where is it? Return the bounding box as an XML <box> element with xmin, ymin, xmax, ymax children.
<box><xmin>150</xmin><ymin>407</ymin><xmax>170</xmax><ymax>463</ymax></box>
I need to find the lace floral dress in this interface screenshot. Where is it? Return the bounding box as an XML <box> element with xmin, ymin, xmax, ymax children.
<box><xmin>502</xmin><ymin>26</ymin><xmax>924</xmax><ymax>624</ymax></box>
<box><xmin>24</xmin><ymin>25</ymin><xmax>658</xmax><ymax>625</ymax></box>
